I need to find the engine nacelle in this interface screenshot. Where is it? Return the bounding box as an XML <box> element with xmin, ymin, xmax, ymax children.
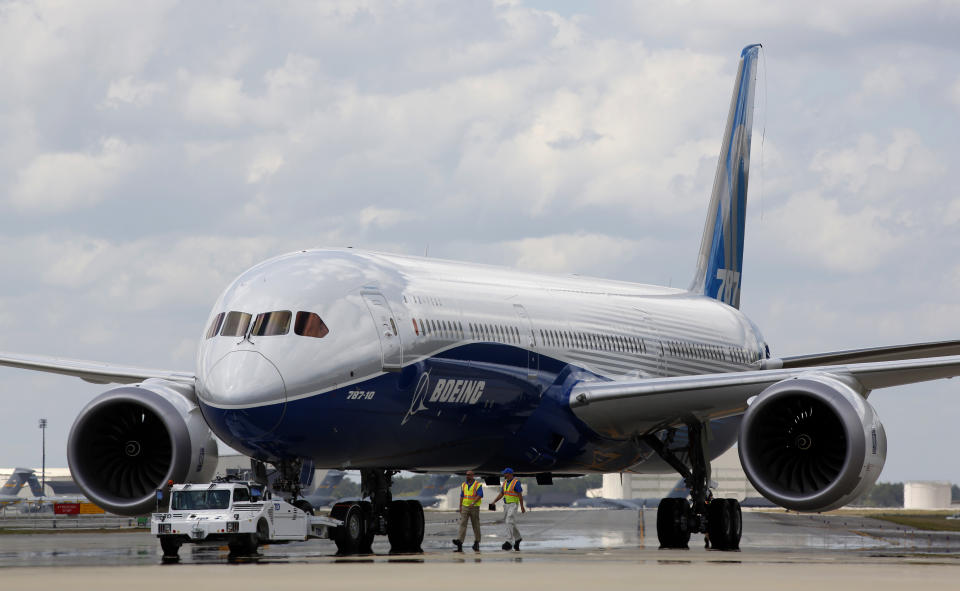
<box><xmin>67</xmin><ymin>379</ymin><xmax>218</xmax><ymax>515</ymax></box>
<box><xmin>738</xmin><ymin>375</ymin><xmax>886</xmax><ymax>512</ymax></box>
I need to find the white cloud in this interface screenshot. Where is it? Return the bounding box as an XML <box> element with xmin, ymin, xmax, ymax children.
<box><xmin>102</xmin><ymin>76</ymin><xmax>165</xmax><ymax>109</ymax></box>
<box><xmin>754</xmin><ymin>191</ymin><xmax>905</xmax><ymax>272</ymax></box>
<box><xmin>501</xmin><ymin>233</ymin><xmax>658</xmax><ymax>275</ymax></box>
<box><xmin>859</xmin><ymin>65</ymin><xmax>904</xmax><ymax>98</ymax></box>
<box><xmin>359</xmin><ymin>206</ymin><xmax>417</xmax><ymax>229</ymax></box>
<box><xmin>950</xmin><ymin>78</ymin><xmax>960</xmax><ymax>109</ymax></box>
<box><xmin>809</xmin><ymin>130</ymin><xmax>944</xmax><ymax>196</ymax></box>
<box><xmin>8</xmin><ymin>138</ymin><xmax>141</xmax><ymax>212</ymax></box>
<box><xmin>247</xmin><ymin>152</ymin><xmax>285</xmax><ymax>184</ymax></box>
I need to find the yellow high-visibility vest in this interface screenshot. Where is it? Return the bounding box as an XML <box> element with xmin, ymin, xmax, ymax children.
<box><xmin>461</xmin><ymin>481</ymin><xmax>482</xmax><ymax>507</ymax></box>
<box><xmin>502</xmin><ymin>478</ymin><xmax>521</xmax><ymax>503</ymax></box>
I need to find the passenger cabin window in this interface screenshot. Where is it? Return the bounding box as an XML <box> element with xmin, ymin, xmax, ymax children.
<box><xmin>220</xmin><ymin>311</ymin><xmax>252</xmax><ymax>337</ymax></box>
<box><xmin>205</xmin><ymin>313</ymin><xmax>225</xmax><ymax>339</ymax></box>
<box><xmin>295</xmin><ymin>312</ymin><xmax>330</xmax><ymax>338</ymax></box>
<box><xmin>252</xmin><ymin>311</ymin><xmax>292</xmax><ymax>336</ymax></box>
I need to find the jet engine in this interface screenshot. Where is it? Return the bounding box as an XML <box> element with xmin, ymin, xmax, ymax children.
<box><xmin>67</xmin><ymin>379</ymin><xmax>218</xmax><ymax>515</ymax></box>
<box><xmin>738</xmin><ymin>375</ymin><xmax>886</xmax><ymax>512</ymax></box>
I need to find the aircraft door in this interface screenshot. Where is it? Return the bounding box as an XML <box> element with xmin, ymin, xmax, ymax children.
<box><xmin>362</xmin><ymin>293</ymin><xmax>403</xmax><ymax>372</ymax></box>
<box><xmin>513</xmin><ymin>304</ymin><xmax>539</xmax><ymax>381</ymax></box>
<box><xmin>635</xmin><ymin>307</ymin><xmax>666</xmax><ymax>376</ymax></box>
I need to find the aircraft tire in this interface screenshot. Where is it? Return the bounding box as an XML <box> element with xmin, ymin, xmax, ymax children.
<box><xmin>707</xmin><ymin>499</ymin><xmax>741</xmax><ymax>550</ymax></box>
<box><xmin>656</xmin><ymin>497</ymin><xmax>691</xmax><ymax>549</ymax></box>
<box><xmin>387</xmin><ymin>499</ymin><xmax>413</xmax><ymax>553</ymax></box>
<box><xmin>358</xmin><ymin>501</ymin><xmax>375</xmax><ymax>554</ymax></box>
<box><xmin>332</xmin><ymin>502</ymin><xmax>364</xmax><ymax>555</ymax></box>
<box><xmin>406</xmin><ymin>500</ymin><xmax>425</xmax><ymax>552</ymax></box>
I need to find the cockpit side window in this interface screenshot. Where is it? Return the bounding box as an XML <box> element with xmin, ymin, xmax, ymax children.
<box><xmin>294</xmin><ymin>311</ymin><xmax>330</xmax><ymax>338</ymax></box>
<box><xmin>220</xmin><ymin>311</ymin><xmax>252</xmax><ymax>337</ymax></box>
<box><xmin>252</xmin><ymin>311</ymin><xmax>292</xmax><ymax>336</ymax></box>
<box><xmin>205</xmin><ymin>313</ymin><xmax>225</xmax><ymax>339</ymax></box>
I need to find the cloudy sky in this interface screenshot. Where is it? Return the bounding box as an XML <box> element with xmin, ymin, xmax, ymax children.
<box><xmin>1</xmin><ymin>1</ymin><xmax>958</xmax><ymax>485</ymax></box>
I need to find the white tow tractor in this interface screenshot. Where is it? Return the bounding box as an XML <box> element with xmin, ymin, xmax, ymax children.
<box><xmin>150</xmin><ymin>481</ymin><xmax>342</xmax><ymax>558</ymax></box>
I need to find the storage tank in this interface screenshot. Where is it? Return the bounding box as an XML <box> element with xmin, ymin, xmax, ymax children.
<box><xmin>903</xmin><ymin>481</ymin><xmax>952</xmax><ymax>509</ymax></box>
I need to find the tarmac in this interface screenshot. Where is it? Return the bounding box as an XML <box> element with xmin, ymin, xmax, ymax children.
<box><xmin>2</xmin><ymin>508</ymin><xmax>959</xmax><ymax>589</ymax></box>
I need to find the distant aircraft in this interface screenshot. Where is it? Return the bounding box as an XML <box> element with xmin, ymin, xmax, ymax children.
<box><xmin>4</xmin><ymin>43</ymin><xmax>960</xmax><ymax>553</ymax></box>
<box><xmin>0</xmin><ymin>467</ymin><xmax>87</xmax><ymax>509</ymax></box>
<box><xmin>300</xmin><ymin>469</ymin><xmax>347</xmax><ymax>508</ymax></box>
<box><xmin>0</xmin><ymin>468</ymin><xmax>34</xmax><ymax>505</ymax></box>
<box><xmin>405</xmin><ymin>474</ymin><xmax>453</xmax><ymax>508</ymax></box>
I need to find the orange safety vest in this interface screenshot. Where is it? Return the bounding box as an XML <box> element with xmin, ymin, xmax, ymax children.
<box><xmin>461</xmin><ymin>481</ymin><xmax>482</xmax><ymax>507</ymax></box>
<box><xmin>502</xmin><ymin>478</ymin><xmax>521</xmax><ymax>503</ymax></box>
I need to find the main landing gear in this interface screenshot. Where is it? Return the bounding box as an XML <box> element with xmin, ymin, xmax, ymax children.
<box><xmin>267</xmin><ymin>462</ymin><xmax>424</xmax><ymax>555</ymax></box>
<box><xmin>331</xmin><ymin>469</ymin><xmax>424</xmax><ymax>555</ymax></box>
<box><xmin>644</xmin><ymin>421</ymin><xmax>742</xmax><ymax>551</ymax></box>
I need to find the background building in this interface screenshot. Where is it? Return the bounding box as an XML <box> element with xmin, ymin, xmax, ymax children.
<box><xmin>599</xmin><ymin>447</ymin><xmax>764</xmax><ymax>503</ymax></box>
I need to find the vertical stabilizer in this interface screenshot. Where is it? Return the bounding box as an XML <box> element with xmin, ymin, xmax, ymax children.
<box><xmin>689</xmin><ymin>44</ymin><xmax>762</xmax><ymax>309</ymax></box>
<box><xmin>0</xmin><ymin>468</ymin><xmax>33</xmax><ymax>499</ymax></box>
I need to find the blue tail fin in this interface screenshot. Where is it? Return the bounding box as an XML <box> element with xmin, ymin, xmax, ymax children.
<box><xmin>26</xmin><ymin>473</ymin><xmax>44</xmax><ymax>497</ymax></box>
<box><xmin>690</xmin><ymin>44</ymin><xmax>761</xmax><ymax>309</ymax></box>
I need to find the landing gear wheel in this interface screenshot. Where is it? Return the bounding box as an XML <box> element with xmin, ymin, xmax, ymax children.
<box><xmin>406</xmin><ymin>500</ymin><xmax>425</xmax><ymax>552</ymax></box>
<box><xmin>332</xmin><ymin>502</ymin><xmax>365</xmax><ymax>555</ymax></box>
<box><xmin>387</xmin><ymin>499</ymin><xmax>413</xmax><ymax>553</ymax></box>
<box><xmin>708</xmin><ymin>499</ymin><xmax>741</xmax><ymax>551</ymax></box>
<box><xmin>358</xmin><ymin>501</ymin><xmax>376</xmax><ymax>554</ymax></box>
<box><xmin>656</xmin><ymin>497</ymin><xmax>691</xmax><ymax>549</ymax></box>
<box><xmin>159</xmin><ymin>536</ymin><xmax>181</xmax><ymax>559</ymax></box>
<box><xmin>294</xmin><ymin>499</ymin><xmax>314</xmax><ymax>515</ymax></box>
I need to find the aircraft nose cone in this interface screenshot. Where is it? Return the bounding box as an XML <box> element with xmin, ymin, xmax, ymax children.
<box><xmin>200</xmin><ymin>351</ymin><xmax>286</xmax><ymax>408</ymax></box>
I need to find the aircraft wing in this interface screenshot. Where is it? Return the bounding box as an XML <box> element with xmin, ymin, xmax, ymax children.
<box><xmin>0</xmin><ymin>351</ymin><xmax>195</xmax><ymax>386</ymax></box>
<box><xmin>569</xmin><ymin>354</ymin><xmax>960</xmax><ymax>439</ymax></box>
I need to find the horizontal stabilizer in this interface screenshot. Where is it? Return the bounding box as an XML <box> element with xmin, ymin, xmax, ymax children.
<box><xmin>777</xmin><ymin>340</ymin><xmax>960</xmax><ymax>368</ymax></box>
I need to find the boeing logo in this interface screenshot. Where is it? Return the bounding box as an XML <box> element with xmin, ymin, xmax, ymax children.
<box><xmin>429</xmin><ymin>378</ymin><xmax>485</xmax><ymax>404</ymax></box>
<box><xmin>401</xmin><ymin>373</ymin><xmax>486</xmax><ymax>425</ymax></box>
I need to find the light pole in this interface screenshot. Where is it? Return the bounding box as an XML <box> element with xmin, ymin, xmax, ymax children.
<box><xmin>38</xmin><ymin>418</ymin><xmax>46</xmax><ymax>499</ymax></box>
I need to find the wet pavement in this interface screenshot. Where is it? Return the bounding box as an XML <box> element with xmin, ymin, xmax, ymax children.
<box><xmin>2</xmin><ymin>508</ymin><xmax>959</xmax><ymax>568</ymax></box>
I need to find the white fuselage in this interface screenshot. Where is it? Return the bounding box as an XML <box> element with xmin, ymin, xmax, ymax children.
<box><xmin>195</xmin><ymin>248</ymin><xmax>766</xmax><ymax>474</ymax></box>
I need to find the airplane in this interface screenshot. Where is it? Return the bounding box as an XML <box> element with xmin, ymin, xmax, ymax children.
<box><xmin>405</xmin><ymin>474</ymin><xmax>454</xmax><ymax>508</ymax></box>
<box><xmin>3</xmin><ymin>43</ymin><xmax>960</xmax><ymax>553</ymax></box>
<box><xmin>0</xmin><ymin>468</ymin><xmax>88</xmax><ymax>511</ymax></box>
<box><xmin>0</xmin><ymin>468</ymin><xmax>36</xmax><ymax>506</ymax></box>
<box><xmin>300</xmin><ymin>469</ymin><xmax>347</xmax><ymax>508</ymax></box>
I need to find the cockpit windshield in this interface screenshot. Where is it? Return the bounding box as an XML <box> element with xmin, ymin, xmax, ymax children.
<box><xmin>208</xmin><ymin>310</ymin><xmax>329</xmax><ymax>338</ymax></box>
<box><xmin>252</xmin><ymin>311</ymin><xmax>292</xmax><ymax>336</ymax></box>
<box><xmin>170</xmin><ymin>489</ymin><xmax>231</xmax><ymax>510</ymax></box>
<box><xmin>205</xmin><ymin>313</ymin><xmax>224</xmax><ymax>339</ymax></box>
<box><xmin>295</xmin><ymin>311</ymin><xmax>329</xmax><ymax>338</ymax></box>
<box><xmin>220</xmin><ymin>311</ymin><xmax>252</xmax><ymax>337</ymax></box>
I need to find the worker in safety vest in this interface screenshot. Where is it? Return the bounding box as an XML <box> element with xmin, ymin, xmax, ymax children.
<box><xmin>452</xmin><ymin>470</ymin><xmax>483</xmax><ymax>552</ymax></box>
<box><xmin>491</xmin><ymin>467</ymin><xmax>525</xmax><ymax>550</ymax></box>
